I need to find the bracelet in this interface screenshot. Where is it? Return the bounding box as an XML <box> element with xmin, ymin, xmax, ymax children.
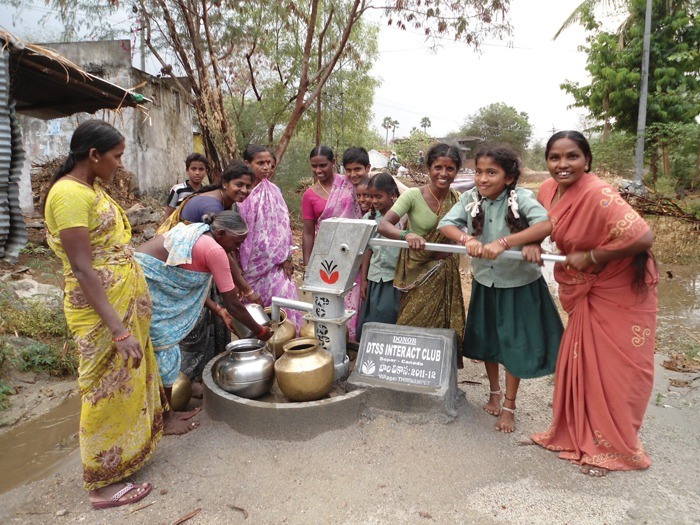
<box><xmin>256</xmin><ymin>325</ymin><xmax>269</xmax><ymax>338</ymax></box>
<box><xmin>459</xmin><ymin>234</ymin><xmax>473</xmax><ymax>246</ymax></box>
<box><xmin>243</xmin><ymin>289</ymin><xmax>255</xmax><ymax>298</ymax></box>
<box><xmin>498</xmin><ymin>237</ymin><xmax>511</xmax><ymax>249</ymax></box>
<box><xmin>112</xmin><ymin>331</ymin><xmax>131</xmax><ymax>342</ymax></box>
<box><xmin>399</xmin><ymin>230</ymin><xmax>409</xmax><ymax>240</ymax></box>
<box><xmin>587</xmin><ymin>250</ymin><xmax>598</xmax><ymax>264</ymax></box>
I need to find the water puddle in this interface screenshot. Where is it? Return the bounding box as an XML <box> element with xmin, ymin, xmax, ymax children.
<box><xmin>0</xmin><ymin>394</ymin><xmax>80</xmax><ymax>494</ymax></box>
<box><xmin>656</xmin><ymin>265</ymin><xmax>700</xmax><ymax>339</ymax></box>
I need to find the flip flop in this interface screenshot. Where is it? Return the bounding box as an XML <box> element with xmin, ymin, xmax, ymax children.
<box><xmin>91</xmin><ymin>482</ymin><xmax>152</xmax><ymax>510</ymax></box>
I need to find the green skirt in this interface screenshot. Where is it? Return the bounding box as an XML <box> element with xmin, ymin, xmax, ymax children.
<box><xmin>357</xmin><ymin>280</ymin><xmax>400</xmax><ymax>341</ymax></box>
<box><xmin>463</xmin><ymin>277</ymin><xmax>563</xmax><ymax>379</ymax></box>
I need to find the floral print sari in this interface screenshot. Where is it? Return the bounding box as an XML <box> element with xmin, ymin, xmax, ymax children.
<box><xmin>45</xmin><ymin>179</ymin><xmax>165</xmax><ymax>490</ymax></box>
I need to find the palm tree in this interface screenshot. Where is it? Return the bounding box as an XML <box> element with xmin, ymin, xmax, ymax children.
<box><xmin>420</xmin><ymin>117</ymin><xmax>431</xmax><ymax>133</ymax></box>
<box><xmin>382</xmin><ymin>116</ymin><xmax>394</xmax><ymax>146</ymax></box>
<box><xmin>553</xmin><ymin>0</ymin><xmax>630</xmax><ymax>40</ymax></box>
<box><xmin>391</xmin><ymin>119</ymin><xmax>399</xmax><ymax>141</ymax></box>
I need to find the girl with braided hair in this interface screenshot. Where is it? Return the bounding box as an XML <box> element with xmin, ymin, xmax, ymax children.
<box><xmin>439</xmin><ymin>145</ymin><xmax>563</xmax><ymax>433</ymax></box>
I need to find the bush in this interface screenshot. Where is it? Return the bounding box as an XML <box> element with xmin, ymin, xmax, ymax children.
<box><xmin>0</xmin><ymin>286</ymin><xmax>69</xmax><ymax>339</ymax></box>
<box><xmin>14</xmin><ymin>341</ymin><xmax>78</xmax><ymax>376</ymax></box>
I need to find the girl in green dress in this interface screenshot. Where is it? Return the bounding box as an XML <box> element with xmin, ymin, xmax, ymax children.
<box><xmin>439</xmin><ymin>146</ymin><xmax>563</xmax><ymax>433</ymax></box>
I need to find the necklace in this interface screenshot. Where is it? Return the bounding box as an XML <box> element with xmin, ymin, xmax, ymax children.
<box><xmin>317</xmin><ymin>182</ymin><xmax>330</xmax><ymax>197</ymax></box>
<box><xmin>64</xmin><ymin>174</ymin><xmax>94</xmax><ymax>189</ymax></box>
<box><xmin>426</xmin><ymin>184</ymin><xmax>444</xmax><ymax>214</ymax></box>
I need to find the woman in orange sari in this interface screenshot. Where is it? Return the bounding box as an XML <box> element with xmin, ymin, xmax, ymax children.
<box><xmin>530</xmin><ymin>131</ymin><xmax>659</xmax><ymax>477</ymax></box>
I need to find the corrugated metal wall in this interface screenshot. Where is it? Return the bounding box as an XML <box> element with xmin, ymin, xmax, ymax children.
<box><xmin>0</xmin><ymin>48</ymin><xmax>28</xmax><ymax>262</ymax></box>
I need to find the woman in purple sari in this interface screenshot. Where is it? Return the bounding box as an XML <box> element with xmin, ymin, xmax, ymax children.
<box><xmin>238</xmin><ymin>145</ymin><xmax>302</xmax><ymax>331</ymax></box>
<box><xmin>301</xmin><ymin>145</ymin><xmax>362</xmax><ymax>340</ymax></box>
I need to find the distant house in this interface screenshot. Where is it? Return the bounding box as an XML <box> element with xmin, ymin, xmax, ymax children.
<box><xmin>0</xmin><ymin>32</ymin><xmax>154</xmax><ymax>261</ymax></box>
<box><xmin>436</xmin><ymin>136</ymin><xmax>483</xmax><ymax>170</ymax></box>
<box><xmin>16</xmin><ymin>39</ymin><xmax>193</xmax><ymax>214</ymax></box>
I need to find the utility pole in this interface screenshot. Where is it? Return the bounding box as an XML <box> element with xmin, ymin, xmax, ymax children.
<box><xmin>633</xmin><ymin>0</ymin><xmax>652</xmax><ymax>192</ymax></box>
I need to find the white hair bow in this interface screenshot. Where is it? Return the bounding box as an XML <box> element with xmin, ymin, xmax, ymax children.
<box><xmin>507</xmin><ymin>189</ymin><xmax>520</xmax><ymax>219</ymax></box>
<box><xmin>465</xmin><ymin>191</ymin><xmax>483</xmax><ymax>218</ymax></box>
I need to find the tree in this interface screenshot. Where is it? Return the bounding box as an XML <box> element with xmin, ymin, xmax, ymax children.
<box><xmin>420</xmin><ymin>117</ymin><xmax>432</xmax><ymax>133</ymax></box>
<box><xmin>36</xmin><ymin>0</ymin><xmax>514</xmax><ymax>169</ymax></box>
<box><xmin>561</xmin><ymin>0</ymin><xmax>699</xmax><ymax>182</ymax></box>
<box><xmin>454</xmin><ymin>102</ymin><xmax>533</xmax><ymax>156</ymax></box>
<box><xmin>382</xmin><ymin>116</ymin><xmax>394</xmax><ymax>146</ymax></box>
<box><xmin>394</xmin><ymin>129</ymin><xmax>434</xmax><ymax>170</ymax></box>
<box><xmin>390</xmin><ymin>119</ymin><xmax>400</xmax><ymax>142</ymax></box>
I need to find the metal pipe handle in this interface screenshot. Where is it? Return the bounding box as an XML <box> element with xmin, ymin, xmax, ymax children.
<box><xmin>368</xmin><ymin>238</ymin><xmax>567</xmax><ymax>263</ymax></box>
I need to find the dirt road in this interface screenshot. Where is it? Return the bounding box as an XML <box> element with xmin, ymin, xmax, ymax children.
<box><xmin>0</xmin><ymin>353</ymin><xmax>698</xmax><ymax>525</ymax></box>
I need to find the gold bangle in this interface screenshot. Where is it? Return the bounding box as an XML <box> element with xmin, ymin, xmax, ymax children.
<box><xmin>112</xmin><ymin>331</ymin><xmax>131</xmax><ymax>342</ymax></box>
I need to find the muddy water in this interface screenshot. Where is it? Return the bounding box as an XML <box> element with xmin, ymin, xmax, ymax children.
<box><xmin>656</xmin><ymin>265</ymin><xmax>700</xmax><ymax>340</ymax></box>
<box><xmin>1</xmin><ymin>265</ymin><xmax>698</xmax><ymax>494</ymax></box>
<box><xmin>0</xmin><ymin>394</ymin><xmax>80</xmax><ymax>494</ymax></box>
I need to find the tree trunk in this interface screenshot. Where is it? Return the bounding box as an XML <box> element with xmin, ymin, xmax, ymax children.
<box><xmin>650</xmin><ymin>145</ymin><xmax>659</xmax><ymax>186</ymax></box>
<box><xmin>661</xmin><ymin>145</ymin><xmax>671</xmax><ymax>180</ymax></box>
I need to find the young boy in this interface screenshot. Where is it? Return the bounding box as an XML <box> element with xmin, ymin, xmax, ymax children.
<box><xmin>164</xmin><ymin>153</ymin><xmax>209</xmax><ymax>218</ymax></box>
<box><xmin>342</xmin><ymin>147</ymin><xmax>371</xmax><ymax>186</ymax></box>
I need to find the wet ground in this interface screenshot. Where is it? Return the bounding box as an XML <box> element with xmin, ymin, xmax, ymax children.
<box><xmin>0</xmin><ymin>263</ymin><xmax>698</xmax><ymax>498</ymax></box>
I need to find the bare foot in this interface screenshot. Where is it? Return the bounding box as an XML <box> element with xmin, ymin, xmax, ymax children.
<box><xmin>89</xmin><ymin>482</ymin><xmax>152</xmax><ymax>510</ymax></box>
<box><xmin>164</xmin><ymin>414</ymin><xmax>199</xmax><ymax>435</ymax></box>
<box><xmin>495</xmin><ymin>399</ymin><xmax>516</xmax><ymax>433</ymax></box>
<box><xmin>173</xmin><ymin>407</ymin><xmax>202</xmax><ymax>421</ymax></box>
<box><xmin>483</xmin><ymin>391</ymin><xmax>502</xmax><ymax>416</ymax></box>
<box><xmin>580</xmin><ymin>465</ymin><xmax>608</xmax><ymax>477</ymax></box>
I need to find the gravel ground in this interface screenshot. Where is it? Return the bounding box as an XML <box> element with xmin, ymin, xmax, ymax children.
<box><xmin>1</xmin><ymin>353</ymin><xmax>698</xmax><ymax>525</ymax></box>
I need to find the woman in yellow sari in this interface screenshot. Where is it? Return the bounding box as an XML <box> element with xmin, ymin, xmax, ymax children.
<box><xmin>44</xmin><ymin>120</ymin><xmax>166</xmax><ymax>510</ymax></box>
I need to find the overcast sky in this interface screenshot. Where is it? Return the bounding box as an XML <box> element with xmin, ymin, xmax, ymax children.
<box><xmin>2</xmin><ymin>0</ymin><xmax>610</xmax><ymax>145</ymax></box>
<box><xmin>370</xmin><ymin>0</ymin><xmax>597</xmax><ymax>144</ymax></box>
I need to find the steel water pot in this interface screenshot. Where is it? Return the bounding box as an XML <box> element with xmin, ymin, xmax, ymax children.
<box><xmin>212</xmin><ymin>339</ymin><xmax>275</xmax><ymax>399</ymax></box>
<box><xmin>230</xmin><ymin>304</ymin><xmax>271</xmax><ymax>339</ymax></box>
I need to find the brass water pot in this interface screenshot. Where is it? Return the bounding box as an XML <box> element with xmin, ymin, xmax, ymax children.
<box><xmin>299</xmin><ymin>321</ymin><xmax>315</xmax><ymax>339</ymax></box>
<box><xmin>274</xmin><ymin>338</ymin><xmax>334</xmax><ymax>402</ymax></box>
<box><xmin>265</xmin><ymin>307</ymin><xmax>296</xmax><ymax>359</ymax></box>
<box><xmin>171</xmin><ymin>372</ymin><xmax>192</xmax><ymax>411</ymax></box>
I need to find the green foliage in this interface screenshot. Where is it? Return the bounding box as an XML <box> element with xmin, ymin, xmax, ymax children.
<box><xmin>588</xmin><ymin>132</ymin><xmax>636</xmax><ymax>176</ymax></box>
<box><xmin>523</xmin><ymin>142</ymin><xmax>546</xmax><ymax>171</ymax></box>
<box><xmin>647</xmin><ymin>122</ymin><xmax>700</xmax><ymax>190</ymax></box>
<box><xmin>394</xmin><ymin>130</ymin><xmax>435</xmax><ymax>169</ymax></box>
<box><xmin>0</xmin><ymin>379</ymin><xmax>14</xmax><ymax>410</ymax></box>
<box><xmin>275</xmin><ymin>133</ymin><xmax>318</xmax><ymax>230</ymax></box>
<box><xmin>13</xmin><ymin>341</ymin><xmax>78</xmax><ymax>376</ymax></box>
<box><xmin>229</xmin><ymin>11</ymin><xmax>381</xmax><ymax>156</ymax></box>
<box><xmin>452</xmin><ymin>102</ymin><xmax>533</xmax><ymax>157</ymax></box>
<box><xmin>0</xmin><ymin>288</ymin><xmax>68</xmax><ymax>340</ymax></box>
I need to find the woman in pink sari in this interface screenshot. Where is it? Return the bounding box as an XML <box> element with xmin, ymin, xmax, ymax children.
<box><xmin>238</xmin><ymin>144</ymin><xmax>302</xmax><ymax>331</ymax></box>
<box><xmin>530</xmin><ymin>131</ymin><xmax>659</xmax><ymax>477</ymax></box>
<box><xmin>301</xmin><ymin>145</ymin><xmax>362</xmax><ymax>340</ymax></box>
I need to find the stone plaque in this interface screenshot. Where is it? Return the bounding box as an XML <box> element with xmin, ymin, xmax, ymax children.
<box><xmin>348</xmin><ymin>322</ymin><xmax>460</xmax><ymax>421</ymax></box>
<box><xmin>358</xmin><ymin>329</ymin><xmax>445</xmax><ymax>388</ymax></box>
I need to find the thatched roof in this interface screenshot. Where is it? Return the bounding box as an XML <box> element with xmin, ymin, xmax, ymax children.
<box><xmin>1</xmin><ymin>30</ymin><xmax>151</xmax><ymax>119</ymax></box>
